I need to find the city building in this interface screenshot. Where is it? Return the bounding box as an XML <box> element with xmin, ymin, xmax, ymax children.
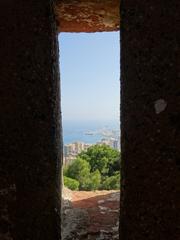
<box><xmin>63</xmin><ymin>141</ymin><xmax>92</xmax><ymax>165</ymax></box>
<box><xmin>97</xmin><ymin>137</ymin><xmax>120</xmax><ymax>151</ymax></box>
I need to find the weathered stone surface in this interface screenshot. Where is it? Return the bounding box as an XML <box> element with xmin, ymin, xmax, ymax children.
<box><xmin>62</xmin><ymin>190</ymin><xmax>119</xmax><ymax>239</ymax></box>
<box><xmin>120</xmin><ymin>1</ymin><xmax>180</xmax><ymax>240</ymax></box>
<box><xmin>0</xmin><ymin>1</ymin><xmax>62</xmax><ymax>239</ymax></box>
<box><xmin>55</xmin><ymin>0</ymin><xmax>120</xmax><ymax>32</ymax></box>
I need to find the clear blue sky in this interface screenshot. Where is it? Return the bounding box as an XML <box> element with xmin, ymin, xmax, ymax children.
<box><xmin>58</xmin><ymin>32</ymin><xmax>120</xmax><ymax>122</ymax></box>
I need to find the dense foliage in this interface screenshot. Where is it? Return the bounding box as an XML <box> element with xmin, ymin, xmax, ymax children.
<box><xmin>64</xmin><ymin>176</ymin><xmax>79</xmax><ymax>190</ymax></box>
<box><xmin>63</xmin><ymin>144</ymin><xmax>120</xmax><ymax>191</ymax></box>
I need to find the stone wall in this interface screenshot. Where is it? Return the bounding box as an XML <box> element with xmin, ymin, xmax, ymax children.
<box><xmin>55</xmin><ymin>0</ymin><xmax>120</xmax><ymax>32</ymax></box>
<box><xmin>120</xmin><ymin>1</ymin><xmax>180</xmax><ymax>239</ymax></box>
<box><xmin>0</xmin><ymin>1</ymin><xmax>62</xmax><ymax>239</ymax></box>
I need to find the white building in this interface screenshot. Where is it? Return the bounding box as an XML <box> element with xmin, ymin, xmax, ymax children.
<box><xmin>63</xmin><ymin>141</ymin><xmax>92</xmax><ymax>165</ymax></box>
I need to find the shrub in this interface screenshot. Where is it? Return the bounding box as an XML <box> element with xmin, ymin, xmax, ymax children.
<box><xmin>64</xmin><ymin>176</ymin><xmax>79</xmax><ymax>190</ymax></box>
<box><xmin>85</xmin><ymin>170</ymin><xmax>101</xmax><ymax>191</ymax></box>
<box><xmin>101</xmin><ymin>173</ymin><xmax>120</xmax><ymax>190</ymax></box>
<box><xmin>65</xmin><ymin>157</ymin><xmax>91</xmax><ymax>190</ymax></box>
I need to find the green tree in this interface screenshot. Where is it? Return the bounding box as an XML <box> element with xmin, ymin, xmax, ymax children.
<box><xmin>66</xmin><ymin>157</ymin><xmax>91</xmax><ymax>190</ymax></box>
<box><xmin>79</xmin><ymin>144</ymin><xmax>120</xmax><ymax>177</ymax></box>
<box><xmin>87</xmin><ymin>170</ymin><xmax>101</xmax><ymax>191</ymax></box>
<box><xmin>64</xmin><ymin>145</ymin><xmax>121</xmax><ymax>191</ymax></box>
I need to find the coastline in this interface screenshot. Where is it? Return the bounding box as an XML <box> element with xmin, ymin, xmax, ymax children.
<box><xmin>62</xmin><ymin>120</ymin><xmax>120</xmax><ymax>144</ymax></box>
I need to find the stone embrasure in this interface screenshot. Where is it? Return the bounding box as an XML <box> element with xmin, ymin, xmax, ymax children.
<box><xmin>55</xmin><ymin>0</ymin><xmax>120</xmax><ymax>32</ymax></box>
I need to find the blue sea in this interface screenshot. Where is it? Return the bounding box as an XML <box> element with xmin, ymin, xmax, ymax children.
<box><xmin>62</xmin><ymin>120</ymin><xmax>120</xmax><ymax>144</ymax></box>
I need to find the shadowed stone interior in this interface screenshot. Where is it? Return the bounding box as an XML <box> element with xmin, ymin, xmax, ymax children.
<box><xmin>120</xmin><ymin>1</ymin><xmax>180</xmax><ymax>239</ymax></box>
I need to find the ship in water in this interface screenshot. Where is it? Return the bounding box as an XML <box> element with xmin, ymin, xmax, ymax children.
<box><xmin>84</xmin><ymin>131</ymin><xmax>94</xmax><ymax>135</ymax></box>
